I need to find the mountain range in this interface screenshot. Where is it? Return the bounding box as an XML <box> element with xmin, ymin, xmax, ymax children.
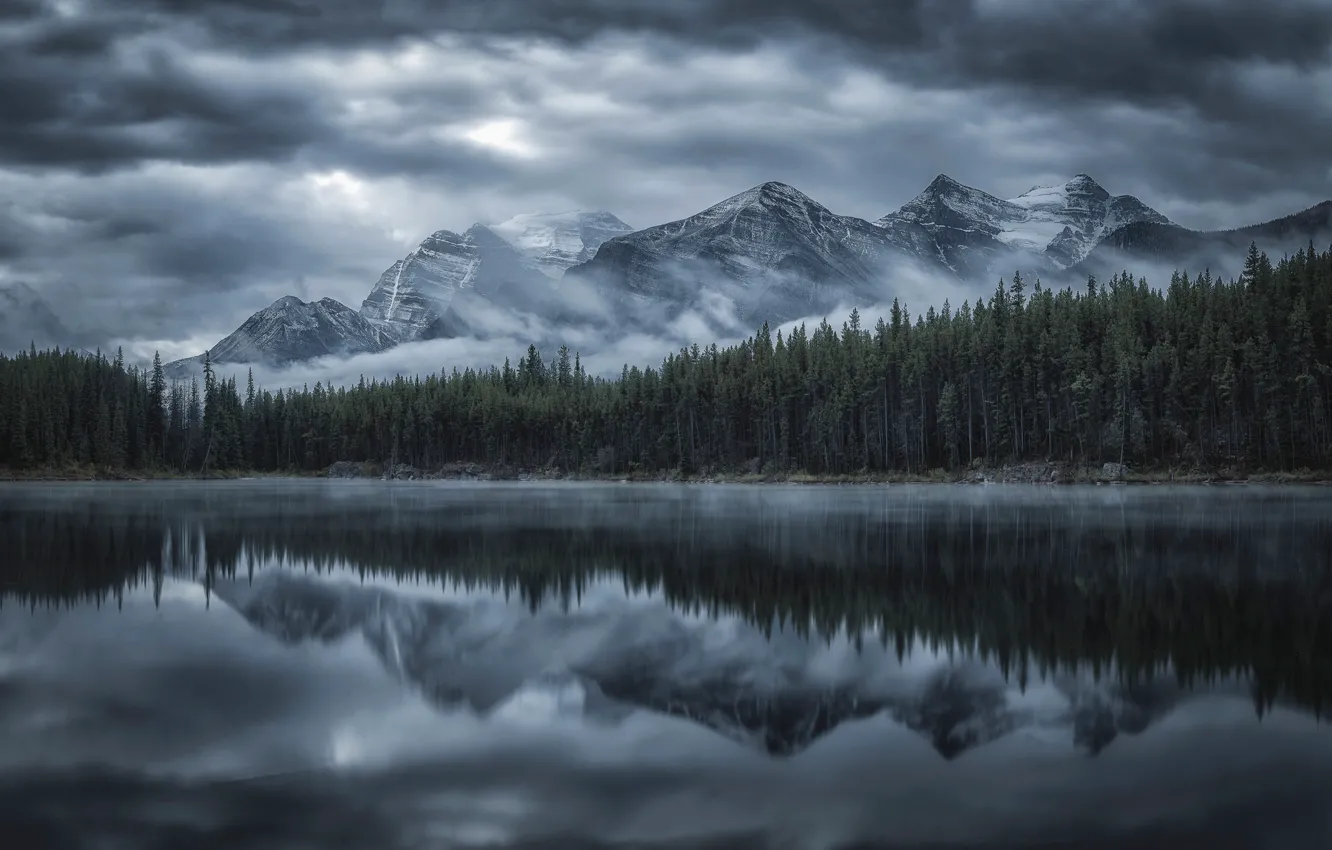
<box><xmin>98</xmin><ymin>175</ymin><xmax>1332</xmax><ymax>376</ymax></box>
<box><xmin>211</xmin><ymin>569</ymin><xmax>1206</xmax><ymax>760</ymax></box>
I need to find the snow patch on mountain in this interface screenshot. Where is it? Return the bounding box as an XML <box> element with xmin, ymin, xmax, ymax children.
<box><xmin>565</xmin><ymin>181</ymin><xmax>919</xmax><ymax>326</ymax></box>
<box><xmin>359</xmin><ymin>224</ymin><xmax>552</xmax><ymax>343</ymax></box>
<box><xmin>488</xmin><ymin>210</ymin><xmax>633</xmax><ymax>278</ymax></box>
<box><xmin>1003</xmin><ymin>174</ymin><xmax>1172</xmax><ymax>261</ymax></box>
<box><xmin>875</xmin><ymin>173</ymin><xmax>1173</xmax><ymax>273</ymax></box>
<box><xmin>360</xmin><ymin>228</ymin><xmax>486</xmax><ymax>341</ymax></box>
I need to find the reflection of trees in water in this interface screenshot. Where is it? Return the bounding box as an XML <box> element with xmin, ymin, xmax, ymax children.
<box><xmin>3</xmin><ymin>497</ymin><xmax>1332</xmax><ymax>717</ymax></box>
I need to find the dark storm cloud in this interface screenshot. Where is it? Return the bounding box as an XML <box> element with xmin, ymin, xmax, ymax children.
<box><xmin>3</xmin><ymin>0</ymin><xmax>1327</xmax><ymax>197</ymax></box>
<box><xmin>0</xmin><ymin>37</ymin><xmax>332</xmax><ymax>172</ymax></box>
<box><xmin>33</xmin><ymin>0</ymin><xmax>1332</xmax><ymax>83</ymax></box>
<box><xmin>0</xmin><ymin>0</ymin><xmax>1328</xmax><ymax>359</ymax></box>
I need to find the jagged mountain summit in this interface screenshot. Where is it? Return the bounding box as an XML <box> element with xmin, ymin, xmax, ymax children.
<box><xmin>162</xmin><ymin>210</ymin><xmax>632</xmax><ymax>374</ymax></box>
<box><xmin>164</xmin><ymin>295</ymin><xmax>395</xmax><ymax>377</ymax></box>
<box><xmin>565</xmin><ymin>181</ymin><xmax>921</xmax><ymax>326</ymax></box>
<box><xmin>157</xmin><ymin>175</ymin><xmax>1331</xmax><ymax>374</ymax></box>
<box><xmin>873</xmin><ymin>173</ymin><xmax>1172</xmax><ymax>278</ymax></box>
<box><xmin>488</xmin><ymin>210</ymin><xmax>634</xmax><ymax>279</ymax></box>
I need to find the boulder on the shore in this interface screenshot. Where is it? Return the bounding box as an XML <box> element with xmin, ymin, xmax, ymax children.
<box><xmin>326</xmin><ymin>461</ymin><xmax>380</xmax><ymax>478</ymax></box>
<box><xmin>966</xmin><ymin>462</ymin><xmax>1064</xmax><ymax>484</ymax></box>
<box><xmin>1100</xmin><ymin>462</ymin><xmax>1129</xmax><ymax>481</ymax></box>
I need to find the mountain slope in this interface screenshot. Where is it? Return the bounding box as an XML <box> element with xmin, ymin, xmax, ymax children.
<box><xmin>565</xmin><ymin>181</ymin><xmax>918</xmax><ymax>326</ymax></box>
<box><xmin>488</xmin><ymin>210</ymin><xmax>634</xmax><ymax>278</ymax></box>
<box><xmin>157</xmin><ymin>209</ymin><xmax>632</xmax><ymax>372</ymax></box>
<box><xmin>359</xmin><ymin>224</ymin><xmax>549</xmax><ymax>342</ymax></box>
<box><xmin>163</xmin><ymin>295</ymin><xmax>394</xmax><ymax>377</ymax></box>
<box><xmin>873</xmin><ymin>174</ymin><xmax>1172</xmax><ymax>278</ymax></box>
<box><xmin>1076</xmin><ymin>200</ymin><xmax>1332</xmax><ymax>279</ymax></box>
<box><xmin>151</xmin><ymin>180</ymin><xmax>1330</xmax><ymax>372</ymax></box>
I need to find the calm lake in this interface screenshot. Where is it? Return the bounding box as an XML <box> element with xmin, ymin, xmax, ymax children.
<box><xmin>1</xmin><ymin>481</ymin><xmax>1331</xmax><ymax>849</ymax></box>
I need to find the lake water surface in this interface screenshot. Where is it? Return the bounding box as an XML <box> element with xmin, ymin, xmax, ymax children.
<box><xmin>2</xmin><ymin>481</ymin><xmax>1331</xmax><ymax>849</ymax></box>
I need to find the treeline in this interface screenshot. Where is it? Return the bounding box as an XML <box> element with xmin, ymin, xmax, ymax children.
<box><xmin>2</xmin><ymin>243</ymin><xmax>1331</xmax><ymax>475</ymax></box>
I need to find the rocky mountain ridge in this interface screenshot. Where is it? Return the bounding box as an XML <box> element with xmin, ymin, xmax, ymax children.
<box><xmin>874</xmin><ymin>173</ymin><xmax>1173</xmax><ymax>278</ymax></box>
<box><xmin>153</xmin><ymin>175</ymin><xmax>1332</xmax><ymax>376</ymax></box>
<box><xmin>165</xmin><ymin>295</ymin><xmax>396</xmax><ymax>377</ymax></box>
<box><xmin>564</xmin><ymin>181</ymin><xmax>927</xmax><ymax>327</ymax></box>
<box><xmin>163</xmin><ymin>210</ymin><xmax>629</xmax><ymax>376</ymax></box>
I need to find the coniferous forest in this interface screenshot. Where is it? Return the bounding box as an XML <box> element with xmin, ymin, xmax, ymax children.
<box><xmin>2</xmin><ymin>244</ymin><xmax>1331</xmax><ymax>478</ymax></box>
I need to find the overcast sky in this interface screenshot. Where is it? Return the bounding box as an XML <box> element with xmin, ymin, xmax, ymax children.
<box><xmin>2</xmin><ymin>0</ymin><xmax>1331</xmax><ymax>362</ymax></box>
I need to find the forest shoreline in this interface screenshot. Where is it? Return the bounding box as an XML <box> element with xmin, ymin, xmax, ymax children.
<box><xmin>3</xmin><ymin>460</ymin><xmax>1329</xmax><ymax>485</ymax></box>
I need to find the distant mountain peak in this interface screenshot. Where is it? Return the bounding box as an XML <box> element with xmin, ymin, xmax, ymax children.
<box><xmin>565</xmin><ymin>179</ymin><xmax>908</xmax><ymax>325</ymax></box>
<box><xmin>163</xmin><ymin>294</ymin><xmax>394</xmax><ymax>377</ymax></box>
<box><xmin>359</xmin><ymin>224</ymin><xmax>538</xmax><ymax>341</ymax></box>
<box><xmin>493</xmin><ymin>209</ymin><xmax>628</xmax><ymax>227</ymax></box>
<box><xmin>748</xmin><ymin>181</ymin><xmax>817</xmax><ymax>204</ymax></box>
<box><xmin>923</xmin><ymin>174</ymin><xmax>969</xmax><ymax>193</ymax></box>
<box><xmin>488</xmin><ymin>209</ymin><xmax>633</xmax><ymax>279</ymax></box>
<box><xmin>675</xmin><ymin>181</ymin><xmax>842</xmax><ymax>231</ymax></box>
<box><xmin>696</xmin><ymin>181</ymin><xmax>821</xmax><ymax>218</ymax></box>
<box><xmin>895</xmin><ymin>175</ymin><xmax>1010</xmax><ymax>211</ymax></box>
<box><xmin>753</xmin><ymin>180</ymin><xmax>803</xmax><ymax>195</ymax></box>
<box><xmin>1013</xmin><ymin>174</ymin><xmax>1112</xmax><ymax>208</ymax></box>
<box><xmin>1023</xmin><ymin>173</ymin><xmax>1106</xmax><ymax>193</ymax></box>
<box><xmin>876</xmin><ymin>172</ymin><xmax>1171</xmax><ymax>273</ymax></box>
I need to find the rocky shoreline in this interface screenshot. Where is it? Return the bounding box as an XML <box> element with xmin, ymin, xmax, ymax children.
<box><xmin>320</xmin><ymin>459</ymin><xmax>1327</xmax><ymax>486</ymax></box>
<box><xmin>4</xmin><ymin>460</ymin><xmax>1326</xmax><ymax>485</ymax></box>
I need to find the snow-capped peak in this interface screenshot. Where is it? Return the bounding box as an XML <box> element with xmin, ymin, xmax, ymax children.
<box><xmin>162</xmin><ymin>294</ymin><xmax>394</xmax><ymax>376</ymax></box>
<box><xmin>923</xmin><ymin>173</ymin><xmax>973</xmax><ymax>194</ymax></box>
<box><xmin>881</xmin><ymin>175</ymin><xmax>1016</xmax><ymax>236</ymax></box>
<box><xmin>488</xmin><ymin>209</ymin><xmax>633</xmax><ymax>278</ymax></box>
<box><xmin>1014</xmin><ymin>173</ymin><xmax>1108</xmax><ymax>203</ymax></box>
<box><xmin>656</xmin><ymin>181</ymin><xmax>838</xmax><ymax>237</ymax></box>
<box><xmin>876</xmin><ymin>173</ymin><xmax>1172</xmax><ymax>270</ymax></box>
<box><xmin>716</xmin><ymin>181</ymin><xmax>819</xmax><ymax>213</ymax></box>
<box><xmin>1002</xmin><ymin>175</ymin><xmax>1170</xmax><ymax>262</ymax></box>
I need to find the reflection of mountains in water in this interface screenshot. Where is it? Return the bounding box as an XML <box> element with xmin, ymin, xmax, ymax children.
<box><xmin>212</xmin><ymin>570</ymin><xmax>1204</xmax><ymax>760</ymax></box>
<box><xmin>4</xmin><ymin>487</ymin><xmax>1331</xmax><ymax>721</ymax></box>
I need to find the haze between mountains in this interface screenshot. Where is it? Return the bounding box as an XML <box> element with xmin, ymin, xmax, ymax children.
<box><xmin>161</xmin><ymin>174</ymin><xmax>1332</xmax><ymax>378</ymax></box>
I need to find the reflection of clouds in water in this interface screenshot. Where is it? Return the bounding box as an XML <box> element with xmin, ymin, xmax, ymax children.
<box><xmin>0</xmin><ymin>578</ymin><xmax>1329</xmax><ymax>847</ymax></box>
<box><xmin>2</xmin><ymin>716</ymin><xmax>1329</xmax><ymax>850</ymax></box>
<box><xmin>330</xmin><ymin>724</ymin><xmax>364</xmax><ymax>768</ymax></box>
<box><xmin>408</xmin><ymin>791</ymin><xmax>530</xmax><ymax>848</ymax></box>
<box><xmin>159</xmin><ymin>581</ymin><xmax>210</xmax><ymax>606</ymax></box>
<box><xmin>492</xmin><ymin>673</ymin><xmax>590</xmax><ymax>727</ymax></box>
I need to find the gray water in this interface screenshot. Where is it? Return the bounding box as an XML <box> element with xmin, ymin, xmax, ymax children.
<box><xmin>2</xmin><ymin>481</ymin><xmax>1331</xmax><ymax>849</ymax></box>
